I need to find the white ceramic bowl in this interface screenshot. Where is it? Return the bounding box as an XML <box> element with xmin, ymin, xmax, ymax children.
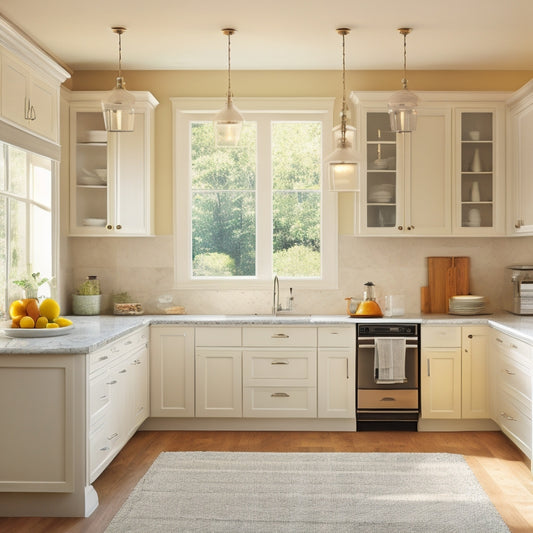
<box><xmin>79</xmin><ymin>175</ymin><xmax>103</xmax><ymax>186</ymax></box>
<box><xmin>93</xmin><ymin>169</ymin><xmax>107</xmax><ymax>179</ymax></box>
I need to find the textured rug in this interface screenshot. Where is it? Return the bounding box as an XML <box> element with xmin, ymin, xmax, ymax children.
<box><xmin>106</xmin><ymin>451</ymin><xmax>509</xmax><ymax>532</ymax></box>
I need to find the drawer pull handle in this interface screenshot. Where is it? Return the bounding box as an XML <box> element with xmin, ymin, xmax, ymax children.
<box><xmin>271</xmin><ymin>392</ymin><xmax>290</xmax><ymax>398</ymax></box>
<box><xmin>503</xmin><ymin>369</ymin><xmax>516</xmax><ymax>375</ymax></box>
<box><xmin>381</xmin><ymin>397</ymin><xmax>396</xmax><ymax>402</ymax></box>
<box><xmin>511</xmin><ymin>344</ymin><xmax>519</xmax><ymax>350</ymax></box>
<box><xmin>106</xmin><ymin>380</ymin><xmax>118</xmax><ymax>385</ymax></box>
<box><xmin>107</xmin><ymin>432</ymin><xmax>119</xmax><ymax>440</ymax></box>
<box><xmin>271</xmin><ymin>360</ymin><xmax>289</xmax><ymax>365</ymax></box>
<box><xmin>500</xmin><ymin>411</ymin><xmax>518</xmax><ymax>422</ymax></box>
<box><xmin>496</xmin><ymin>338</ymin><xmax>503</xmax><ymax>344</ymax></box>
<box><xmin>99</xmin><ymin>394</ymin><xmax>108</xmax><ymax>400</ymax></box>
<box><xmin>98</xmin><ymin>355</ymin><xmax>109</xmax><ymax>361</ymax></box>
<box><xmin>119</xmin><ymin>369</ymin><xmax>127</xmax><ymax>374</ymax></box>
<box><xmin>100</xmin><ymin>446</ymin><xmax>110</xmax><ymax>452</ymax></box>
<box><xmin>271</xmin><ymin>333</ymin><xmax>289</xmax><ymax>339</ymax></box>
<box><xmin>125</xmin><ymin>340</ymin><xmax>133</xmax><ymax>345</ymax></box>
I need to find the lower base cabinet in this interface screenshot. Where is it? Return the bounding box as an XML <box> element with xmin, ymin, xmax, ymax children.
<box><xmin>421</xmin><ymin>326</ymin><xmax>490</xmax><ymax>420</ymax></box>
<box><xmin>490</xmin><ymin>329</ymin><xmax>532</xmax><ymax>458</ymax></box>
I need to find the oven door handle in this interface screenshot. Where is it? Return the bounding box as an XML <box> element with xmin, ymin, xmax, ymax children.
<box><xmin>357</xmin><ymin>343</ymin><xmax>418</xmax><ymax>349</ymax></box>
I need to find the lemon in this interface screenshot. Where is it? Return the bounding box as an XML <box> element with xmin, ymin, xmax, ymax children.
<box><xmin>53</xmin><ymin>317</ymin><xmax>73</xmax><ymax>328</ymax></box>
<box><xmin>35</xmin><ymin>316</ymin><xmax>49</xmax><ymax>328</ymax></box>
<box><xmin>39</xmin><ymin>298</ymin><xmax>60</xmax><ymax>321</ymax></box>
<box><xmin>9</xmin><ymin>300</ymin><xmax>25</xmax><ymax>318</ymax></box>
<box><xmin>19</xmin><ymin>316</ymin><xmax>35</xmax><ymax>329</ymax></box>
<box><xmin>46</xmin><ymin>323</ymin><xmax>60</xmax><ymax>329</ymax></box>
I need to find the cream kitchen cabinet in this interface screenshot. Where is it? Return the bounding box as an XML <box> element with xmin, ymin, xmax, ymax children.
<box><xmin>421</xmin><ymin>325</ymin><xmax>490</xmax><ymax>420</ymax></box>
<box><xmin>68</xmin><ymin>91</ymin><xmax>158</xmax><ymax>236</ymax></box>
<box><xmin>1</xmin><ymin>49</ymin><xmax>60</xmax><ymax>142</ymax></box>
<box><xmin>317</xmin><ymin>326</ymin><xmax>356</xmax><ymax>418</ymax></box>
<box><xmin>150</xmin><ymin>326</ymin><xmax>195</xmax><ymax>417</ymax></box>
<box><xmin>195</xmin><ymin>327</ymin><xmax>242</xmax><ymax>417</ymax></box>
<box><xmin>421</xmin><ymin>326</ymin><xmax>462</xmax><ymax>418</ymax></box>
<box><xmin>507</xmin><ymin>80</ymin><xmax>533</xmax><ymax>235</ymax></box>
<box><xmin>490</xmin><ymin>329</ymin><xmax>532</xmax><ymax>457</ymax></box>
<box><xmin>242</xmin><ymin>326</ymin><xmax>317</xmax><ymax>418</ymax></box>
<box><xmin>352</xmin><ymin>92</ymin><xmax>506</xmax><ymax>236</ymax></box>
<box><xmin>88</xmin><ymin>326</ymin><xmax>149</xmax><ymax>483</ymax></box>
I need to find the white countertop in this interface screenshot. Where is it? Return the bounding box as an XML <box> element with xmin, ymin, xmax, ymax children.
<box><xmin>1</xmin><ymin>312</ymin><xmax>532</xmax><ymax>354</ymax></box>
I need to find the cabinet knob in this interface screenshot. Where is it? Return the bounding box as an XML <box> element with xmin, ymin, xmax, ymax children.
<box><xmin>515</xmin><ymin>220</ymin><xmax>522</xmax><ymax>228</ymax></box>
<box><xmin>468</xmin><ymin>334</ymin><xmax>473</xmax><ymax>339</ymax></box>
<box><xmin>106</xmin><ymin>224</ymin><xmax>113</xmax><ymax>230</ymax></box>
<box><xmin>116</xmin><ymin>224</ymin><xmax>122</xmax><ymax>230</ymax></box>
<box><xmin>407</xmin><ymin>225</ymin><xmax>415</xmax><ymax>230</ymax></box>
<box><xmin>397</xmin><ymin>225</ymin><xmax>403</xmax><ymax>231</ymax></box>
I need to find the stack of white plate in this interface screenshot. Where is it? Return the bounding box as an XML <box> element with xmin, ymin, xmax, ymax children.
<box><xmin>368</xmin><ymin>184</ymin><xmax>394</xmax><ymax>203</ymax></box>
<box><xmin>449</xmin><ymin>295</ymin><xmax>487</xmax><ymax>315</ymax></box>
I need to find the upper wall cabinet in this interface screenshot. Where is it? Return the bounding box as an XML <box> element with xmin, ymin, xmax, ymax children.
<box><xmin>0</xmin><ymin>19</ymin><xmax>70</xmax><ymax>147</ymax></box>
<box><xmin>67</xmin><ymin>92</ymin><xmax>158</xmax><ymax>237</ymax></box>
<box><xmin>351</xmin><ymin>92</ymin><xmax>507</xmax><ymax>237</ymax></box>
<box><xmin>507</xmin><ymin>80</ymin><xmax>533</xmax><ymax>235</ymax></box>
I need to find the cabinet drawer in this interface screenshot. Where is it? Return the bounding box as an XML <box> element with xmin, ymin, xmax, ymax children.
<box><xmin>89</xmin><ymin>367</ymin><xmax>110</xmax><ymax>423</ymax></box>
<box><xmin>196</xmin><ymin>327</ymin><xmax>241</xmax><ymax>346</ymax></box>
<box><xmin>357</xmin><ymin>389</ymin><xmax>419</xmax><ymax>409</ymax></box>
<box><xmin>90</xmin><ymin>327</ymin><xmax>149</xmax><ymax>372</ymax></box>
<box><xmin>496</xmin><ymin>353</ymin><xmax>531</xmax><ymax>404</ymax></box>
<box><xmin>421</xmin><ymin>326</ymin><xmax>461</xmax><ymax>347</ymax></box>
<box><xmin>496</xmin><ymin>387</ymin><xmax>532</xmax><ymax>457</ymax></box>
<box><xmin>89</xmin><ymin>416</ymin><xmax>118</xmax><ymax>483</ymax></box>
<box><xmin>243</xmin><ymin>327</ymin><xmax>317</xmax><ymax>347</ymax></box>
<box><xmin>243</xmin><ymin>350</ymin><xmax>316</xmax><ymax>385</ymax></box>
<box><xmin>243</xmin><ymin>387</ymin><xmax>316</xmax><ymax>417</ymax></box>
<box><xmin>318</xmin><ymin>327</ymin><xmax>355</xmax><ymax>347</ymax></box>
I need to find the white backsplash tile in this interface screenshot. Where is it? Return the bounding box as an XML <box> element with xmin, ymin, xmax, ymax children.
<box><xmin>67</xmin><ymin>235</ymin><xmax>533</xmax><ymax>315</ymax></box>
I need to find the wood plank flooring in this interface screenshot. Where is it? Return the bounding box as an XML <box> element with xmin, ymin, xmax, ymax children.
<box><xmin>1</xmin><ymin>430</ymin><xmax>533</xmax><ymax>532</ymax></box>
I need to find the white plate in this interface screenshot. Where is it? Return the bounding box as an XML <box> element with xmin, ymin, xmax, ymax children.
<box><xmin>83</xmin><ymin>218</ymin><xmax>106</xmax><ymax>227</ymax></box>
<box><xmin>2</xmin><ymin>324</ymin><xmax>74</xmax><ymax>338</ymax></box>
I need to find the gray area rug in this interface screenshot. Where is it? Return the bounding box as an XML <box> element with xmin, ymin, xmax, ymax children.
<box><xmin>106</xmin><ymin>451</ymin><xmax>510</xmax><ymax>532</ymax></box>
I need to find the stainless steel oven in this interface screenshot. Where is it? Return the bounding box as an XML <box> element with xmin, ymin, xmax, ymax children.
<box><xmin>356</xmin><ymin>323</ymin><xmax>420</xmax><ymax>430</ymax></box>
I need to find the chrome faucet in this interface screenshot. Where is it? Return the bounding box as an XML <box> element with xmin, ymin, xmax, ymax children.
<box><xmin>273</xmin><ymin>275</ymin><xmax>280</xmax><ymax>315</ymax></box>
<box><xmin>272</xmin><ymin>275</ymin><xmax>293</xmax><ymax>315</ymax></box>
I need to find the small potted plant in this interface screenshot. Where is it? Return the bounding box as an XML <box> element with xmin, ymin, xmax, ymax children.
<box><xmin>112</xmin><ymin>291</ymin><xmax>144</xmax><ymax>315</ymax></box>
<box><xmin>72</xmin><ymin>276</ymin><xmax>101</xmax><ymax>315</ymax></box>
<box><xmin>13</xmin><ymin>272</ymin><xmax>52</xmax><ymax>300</ymax></box>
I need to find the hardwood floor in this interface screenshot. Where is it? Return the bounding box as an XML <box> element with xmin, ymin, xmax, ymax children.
<box><xmin>1</xmin><ymin>430</ymin><xmax>533</xmax><ymax>532</ymax></box>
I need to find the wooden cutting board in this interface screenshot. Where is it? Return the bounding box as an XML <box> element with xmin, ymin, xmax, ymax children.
<box><xmin>428</xmin><ymin>257</ymin><xmax>453</xmax><ymax>313</ymax></box>
<box><xmin>425</xmin><ymin>256</ymin><xmax>471</xmax><ymax>313</ymax></box>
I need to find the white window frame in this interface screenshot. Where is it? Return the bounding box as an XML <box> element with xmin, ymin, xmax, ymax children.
<box><xmin>172</xmin><ymin>97</ymin><xmax>338</xmax><ymax>290</ymax></box>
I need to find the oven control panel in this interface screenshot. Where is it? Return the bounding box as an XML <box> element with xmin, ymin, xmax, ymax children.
<box><xmin>357</xmin><ymin>323</ymin><xmax>418</xmax><ymax>337</ymax></box>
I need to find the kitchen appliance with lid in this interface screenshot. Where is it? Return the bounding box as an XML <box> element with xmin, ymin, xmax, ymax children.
<box><xmin>504</xmin><ymin>265</ymin><xmax>533</xmax><ymax>315</ymax></box>
<box><xmin>355</xmin><ymin>281</ymin><xmax>383</xmax><ymax>317</ymax></box>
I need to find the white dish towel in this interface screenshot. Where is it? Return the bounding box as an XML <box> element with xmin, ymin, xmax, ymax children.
<box><xmin>374</xmin><ymin>337</ymin><xmax>407</xmax><ymax>384</ymax></box>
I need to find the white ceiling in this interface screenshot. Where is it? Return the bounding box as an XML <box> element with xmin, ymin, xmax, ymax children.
<box><xmin>1</xmin><ymin>0</ymin><xmax>533</xmax><ymax>72</ymax></box>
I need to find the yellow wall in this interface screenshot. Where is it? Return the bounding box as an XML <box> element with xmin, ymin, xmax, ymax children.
<box><xmin>70</xmin><ymin>69</ymin><xmax>533</xmax><ymax>234</ymax></box>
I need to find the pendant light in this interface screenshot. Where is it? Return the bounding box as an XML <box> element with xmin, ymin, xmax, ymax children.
<box><xmin>214</xmin><ymin>28</ymin><xmax>243</xmax><ymax>147</ymax></box>
<box><xmin>101</xmin><ymin>26</ymin><xmax>135</xmax><ymax>132</ymax></box>
<box><xmin>325</xmin><ymin>28</ymin><xmax>359</xmax><ymax>192</ymax></box>
<box><xmin>388</xmin><ymin>27</ymin><xmax>418</xmax><ymax>133</ymax></box>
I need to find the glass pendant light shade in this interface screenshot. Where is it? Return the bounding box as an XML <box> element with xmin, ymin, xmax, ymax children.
<box><xmin>214</xmin><ymin>97</ymin><xmax>244</xmax><ymax>146</ymax></box>
<box><xmin>102</xmin><ymin>26</ymin><xmax>135</xmax><ymax>132</ymax></box>
<box><xmin>102</xmin><ymin>77</ymin><xmax>135</xmax><ymax>132</ymax></box>
<box><xmin>326</xmin><ymin>27</ymin><xmax>360</xmax><ymax>191</ymax></box>
<box><xmin>388</xmin><ymin>88</ymin><xmax>418</xmax><ymax>133</ymax></box>
<box><xmin>388</xmin><ymin>27</ymin><xmax>417</xmax><ymax>133</ymax></box>
<box><xmin>215</xmin><ymin>28</ymin><xmax>243</xmax><ymax>147</ymax></box>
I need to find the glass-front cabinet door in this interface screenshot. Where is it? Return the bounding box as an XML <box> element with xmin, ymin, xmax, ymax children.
<box><xmin>454</xmin><ymin>107</ymin><xmax>505</xmax><ymax>235</ymax></box>
<box><xmin>363</xmin><ymin>112</ymin><xmax>399</xmax><ymax>233</ymax></box>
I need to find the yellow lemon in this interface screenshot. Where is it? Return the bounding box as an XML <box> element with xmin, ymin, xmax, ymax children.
<box><xmin>35</xmin><ymin>316</ymin><xmax>49</xmax><ymax>328</ymax></box>
<box><xmin>46</xmin><ymin>323</ymin><xmax>60</xmax><ymax>329</ymax></box>
<box><xmin>19</xmin><ymin>316</ymin><xmax>35</xmax><ymax>329</ymax></box>
<box><xmin>9</xmin><ymin>300</ymin><xmax>25</xmax><ymax>318</ymax></box>
<box><xmin>39</xmin><ymin>298</ymin><xmax>60</xmax><ymax>321</ymax></box>
<box><xmin>53</xmin><ymin>317</ymin><xmax>73</xmax><ymax>328</ymax></box>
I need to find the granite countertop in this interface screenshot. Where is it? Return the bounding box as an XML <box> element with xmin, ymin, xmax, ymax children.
<box><xmin>1</xmin><ymin>312</ymin><xmax>533</xmax><ymax>354</ymax></box>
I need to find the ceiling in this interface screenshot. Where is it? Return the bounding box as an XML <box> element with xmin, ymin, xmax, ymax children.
<box><xmin>1</xmin><ymin>0</ymin><xmax>533</xmax><ymax>72</ymax></box>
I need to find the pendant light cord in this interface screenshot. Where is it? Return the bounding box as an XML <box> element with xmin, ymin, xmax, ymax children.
<box><xmin>227</xmin><ymin>31</ymin><xmax>232</xmax><ymax>103</ymax></box>
<box><xmin>117</xmin><ymin>31</ymin><xmax>123</xmax><ymax>79</ymax></box>
<box><xmin>401</xmin><ymin>29</ymin><xmax>410</xmax><ymax>90</ymax></box>
<box><xmin>336</xmin><ymin>28</ymin><xmax>350</xmax><ymax>146</ymax></box>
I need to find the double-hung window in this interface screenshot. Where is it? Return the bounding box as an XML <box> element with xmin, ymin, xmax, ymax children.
<box><xmin>173</xmin><ymin>97</ymin><xmax>337</xmax><ymax>289</ymax></box>
<box><xmin>0</xmin><ymin>141</ymin><xmax>55</xmax><ymax>315</ymax></box>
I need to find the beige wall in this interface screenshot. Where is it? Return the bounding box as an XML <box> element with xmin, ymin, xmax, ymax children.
<box><xmin>66</xmin><ymin>69</ymin><xmax>533</xmax><ymax>315</ymax></box>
